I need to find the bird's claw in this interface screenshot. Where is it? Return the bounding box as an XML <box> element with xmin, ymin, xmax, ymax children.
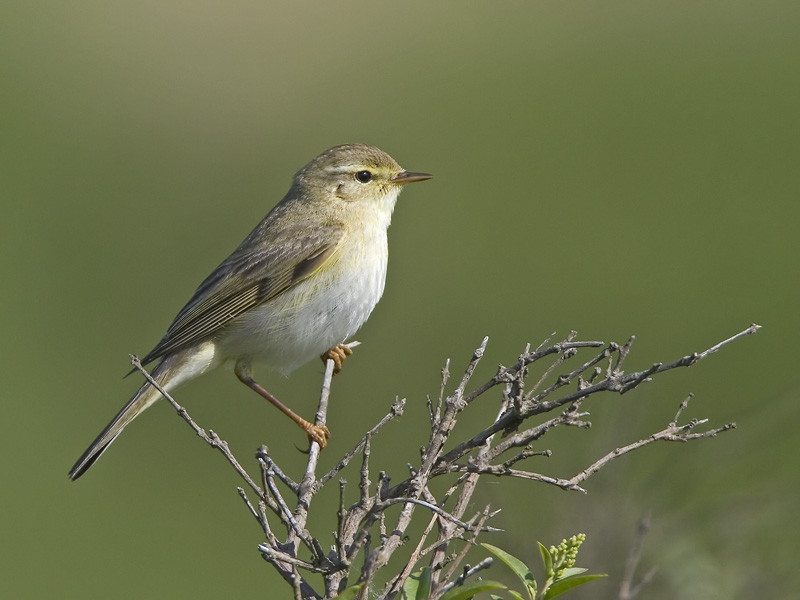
<box><xmin>321</xmin><ymin>343</ymin><xmax>353</xmax><ymax>375</ymax></box>
<box><xmin>305</xmin><ymin>423</ymin><xmax>330</xmax><ymax>449</ymax></box>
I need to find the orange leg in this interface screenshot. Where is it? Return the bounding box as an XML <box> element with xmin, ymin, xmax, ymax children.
<box><xmin>235</xmin><ymin>361</ymin><xmax>329</xmax><ymax>448</ymax></box>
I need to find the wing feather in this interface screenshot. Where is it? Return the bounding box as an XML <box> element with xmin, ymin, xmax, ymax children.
<box><xmin>139</xmin><ymin>219</ymin><xmax>343</xmax><ymax>365</ymax></box>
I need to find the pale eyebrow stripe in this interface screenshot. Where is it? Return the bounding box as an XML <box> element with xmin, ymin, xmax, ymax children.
<box><xmin>326</xmin><ymin>166</ymin><xmax>355</xmax><ymax>175</ymax></box>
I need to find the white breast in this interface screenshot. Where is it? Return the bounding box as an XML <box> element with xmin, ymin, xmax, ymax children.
<box><xmin>217</xmin><ymin>199</ymin><xmax>395</xmax><ymax>375</ymax></box>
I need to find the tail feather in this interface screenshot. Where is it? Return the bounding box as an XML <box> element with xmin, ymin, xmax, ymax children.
<box><xmin>69</xmin><ymin>343</ymin><xmax>219</xmax><ymax>480</ymax></box>
<box><xmin>69</xmin><ymin>362</ymin><xmax>170</xmax><ymax>480</ymax></box>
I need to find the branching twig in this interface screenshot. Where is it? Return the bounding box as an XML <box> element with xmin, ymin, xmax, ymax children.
<box><xmin>436</xmin><ymin>557</ymin><xmax>494</xmax><ymax>596</ymax></box>
<box><xmin>568</xmin><ymin>395</ymin><xmax>736</xmax><ymax>488</ymax></box>
<box><xmin>130</xmin><ymin>356</ymin><xmax>263</xmax><ymax>497</ymax></box>
<box><xmin>130</xmin><ymin>325</ymin><xmax>757</xmax><ymax>599</ymax></box>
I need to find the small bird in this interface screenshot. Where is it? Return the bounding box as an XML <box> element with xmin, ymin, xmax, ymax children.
<box><xmin>69</xmin><ymin>144</ymin><xmax>432</xmax><ymax>480</ymax></box>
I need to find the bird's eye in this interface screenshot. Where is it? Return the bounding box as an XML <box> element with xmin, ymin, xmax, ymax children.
<box><xmin>355</xmin><ymin>170</ymin><xmax>372</xmax><ymax>183</ymax></box>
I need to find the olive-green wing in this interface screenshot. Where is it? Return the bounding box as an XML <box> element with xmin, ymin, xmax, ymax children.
<box><xmin>139</xmin><ymin>222</ymin><xmax>344</xmax><ymax>365</ymax></box>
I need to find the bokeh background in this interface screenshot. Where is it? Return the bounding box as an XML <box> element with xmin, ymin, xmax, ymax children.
<box><xmin>2</xmin><ymin>1</ymin><xmax>797</xmax><ymax>598</ymax></box>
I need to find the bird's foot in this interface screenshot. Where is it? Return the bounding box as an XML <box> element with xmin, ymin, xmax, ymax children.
<box><xmin>321</xmin><ymin>343</ymin><xmax>353</xmax><ymax>375</ymax></box>
<box><xmin>302</xmin><ymin>421</ymin><xmax>330</xmax><ymax>449</ymax></box>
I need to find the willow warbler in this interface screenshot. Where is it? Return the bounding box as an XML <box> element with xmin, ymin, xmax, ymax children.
<box><xmin>69</xmin><ymin>143</ymin><xmax>432</xmax><ymax>480</ymax></box>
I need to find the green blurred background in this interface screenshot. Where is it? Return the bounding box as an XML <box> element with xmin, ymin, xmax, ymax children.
<box><xmin>2</xmin><ymin>1</ymin><xmax>797</xmax><ymax>598</ymax></box>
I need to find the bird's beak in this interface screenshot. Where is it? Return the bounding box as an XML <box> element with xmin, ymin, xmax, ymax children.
<box><xmin>392</xmin><ymin>171</ymin><xmax>433</xmax><ymax>185</ymax></box>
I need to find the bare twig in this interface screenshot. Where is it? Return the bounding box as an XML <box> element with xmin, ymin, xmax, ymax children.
<box><xmin>463</xmin><ymin>339</ymin><xmax>605</xmax><ymax>405</ymax></box>
<box><xmin>370</xmin><ymin>497</ymin><xmax>500</xmax><ymax>534</ymax></box>
<box><xmin>131</xmin><ymin>325</ymin><xmax>756</xmax><ymax>599</ymax></box>
<box><xmin>438</xmin><ymin>506</ymin><xmax>492</xmax><ymax>590</ymax></box>
<box><xmin>130</xmin><ymin>356</ymin><xmax>263</xmax><ymax>497</ymax></box>
<box><xmin>568</xmin><ymin>396</ymin><xmax>736</xmax><ymax>488</ymax></box>
<box><xmin>317</xmin><ymin>396</ymin><xmax>405</xmax><ymax>487</ymax></box>
<box><xmin>436</xmin><ymin>557</ymin><xmax>494</xmax><ymax>596</ymax></box>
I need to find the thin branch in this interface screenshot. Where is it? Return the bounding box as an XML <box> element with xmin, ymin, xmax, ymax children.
<box><xmin>317</xmin><ymin>397</ymin><xmax>405</xmax><ymax>487</ymax></box>
<box><xmin>237</xmin><ymin>487</ymin><xmax>275</xmax><ymax>541</ymax></box>
<box><xmin>437</xmin><ymin>359</ymin><xmax>450</xmax><ymax>421</ymax></box>
<box><xmin>463</xmin><ymin>340</ymin><xmax>605</xmax><ymax>405</ymax></box>
<box><xmin>436</xmin><ymin>557</ymin><xmax>494</xmax><ymax>596</ymax></box>
<box><xmin>132</xmin><ymin>324</ymin><xmax>756</xmax><ymax>599</ymax></box>
<box><xmin>568</xmin><ymin>397</ymin><xmax>736</xmax><ymax>487</ymax></box>
<box><xmin>129</xmin><ymin>355</ymin><xmax>262</xmax><ymax>497</ymax></box>
<box><xmin>256</xmin><ymin>445</ymin><xmax>298</xmax><ymax>493</ymax></box>
<box><xmin>696</xmin><ymin>323</ymin><xmax>760</xmax><ymax>360</ymax></box>
<box><xmin>525</xmin><ymin>332</ymin><xmax>576</xmax><ymax>400</ymax></box>
<box><xmin>372</xmin><ymin>497</ymin><xmax>501</xmax><ymax>533</ymax></box>
<box><xmin>438</xmin><ymin>506</ymin><xmax>492</xmax><ymax>591</ymax></box>
<box><xmin>454</xmin><ymin>337</ymin><xmax>489</xmax><ymax>401</ymax></box>
<box><xmin>257</xmin><ymin>545</ymin><xmax>329</xmax><ymax>574</ymax></box>
<box><xmin>383</xmin><ymin>475</ymin><xmax>476</xmax><ymax>598</ymax></box>
<box><xmin>444</xmin><ymin>463</ymin><xmax>587</xmax><ymax>493</ymax></box>
<box><xmin>259</xmin><ymin>458</ymin><xmax>291</xmax><ymax>522</ymax></box>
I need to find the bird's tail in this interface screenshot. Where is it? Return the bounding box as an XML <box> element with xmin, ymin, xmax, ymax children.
<box><xmin>68</xmin><ymin>358</ymin><xmax>175</xmax><ymax>481</ymax></box>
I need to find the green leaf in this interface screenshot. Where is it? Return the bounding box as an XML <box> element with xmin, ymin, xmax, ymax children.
<box><xmin>415</xmin><ymin>567</ymin><xmax>432</xmax><ymax>600</ymax></box>
<box><xmin>538</xmin><ymin>541</ymin><xmax>554</xmax><ymax>576</ymax></box>
<box><xmin>335</xmin><ymin>583</ymin><xmax>365</xmax><ymax>600</ymax></box>
<box><xmin>555</xmin><ymin>567</ymin><xmax>587</xmax><ymax>580</ymax></box>
<box><xmin>400</xmin><ymin>575</ymin><xmax>418</xmax><ymax>600</ymax></box>
<box><xmin>400</xmin><ymin>568</ymin><xmax>431</xmax><ymax>600</ymax></box>
<box><xmin>481</xmin><ymin>543</ymin><xmax>537</xmax><ymax>599</ymax></box>
<box><xmin>542</xmin><ymin>574</ymin><xmax>607</xmax><ymax>599</ymax></box>
<box><xmin>439</xmin><ymin>580</ymin><xmax>507</xmax><ymax>600</ymax></box>
<box><xmin>508</xmin><ymin>590</ymin><xmax>527</xmax><ymax>600</ymax></box>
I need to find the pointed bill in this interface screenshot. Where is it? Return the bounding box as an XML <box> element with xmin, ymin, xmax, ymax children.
<box><xmin>391</xmin><ymin>171</ymin><xmax>433</xmax><ymax>184</ymax></box>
